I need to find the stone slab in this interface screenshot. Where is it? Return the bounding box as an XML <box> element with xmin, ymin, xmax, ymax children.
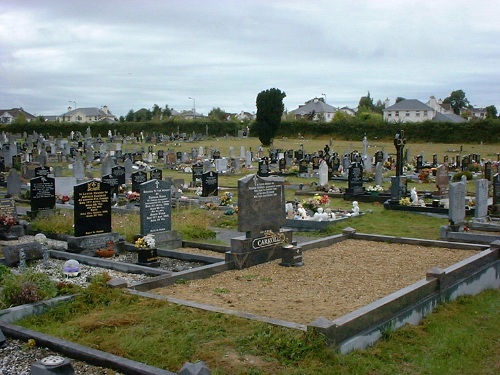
<box><xmin>2</xmin><ymin>242</ymin><xmax>42</xmax><ymax>266</ymax></box>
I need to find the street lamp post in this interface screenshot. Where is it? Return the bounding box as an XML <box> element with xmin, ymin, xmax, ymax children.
<box><xmin>188</xmin><ymin>97</ymin><xmax>196</xmax><ymax>117</ymax></box>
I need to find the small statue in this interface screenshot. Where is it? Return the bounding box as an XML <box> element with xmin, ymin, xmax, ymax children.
<box><xmin>410</xmin><ymin>187</ymin><xmax>418</xmax><ymax>205</ymax></box>
<box><xmin>352</xmin><ymin>201</ymin><xmax>360</xmax><ymax>216</ymax></box>
<box><xmin>313</xmin><ymin>207</ymin><xmax>329</xmax><ymax>221</ymax></box>
<box><xmin>296</xmin><ymin>204</ymin><xmax>308</xmax><ymax>219</ymax></box>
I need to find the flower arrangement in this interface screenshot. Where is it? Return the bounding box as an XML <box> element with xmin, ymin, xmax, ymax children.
<box><xmin>126</xmin><ymin>191</ymin><xmax>140</xmax><ymax>202</ymax></box>
<box><xmin>57</xmin><ymin>195</ymin><xmax>70</xmax><ymax>204</ymax></box>
<box><xmin>0</xmin><ymin>215</ymin><xmax>18</xmax><ymax>230</ymax></box>
<box><xmin>135</xmin><ymin>234</ymin><xmax>155</xmax><ymax>249</ymax></box>
<box><xmin>302</xmin><ymin>194</ymin><xmax>330</xmax><ymax>212</ymax></box>
<box><xmin>219</xmin><ymin>192</ymin><xmax>233</xmax><ymax>206</ymax></box>
<box><xmin>403</xmin><ymin>163</ymin><xmax>414</xmax><ymax>173</ymax></box>
<box><xmin>418</xmin><ymin>169</ymin><xmax>432</xmax><ymax>183</ymax></box>
<box><xmin>399</xmin><ymin>197</ymin><xmax>411</xmax><ymax>206</ymax></box>
<box><xmin>366</xmin><ymin>185</ymin><xmax>383</xmax><ymax>192</ymax></box>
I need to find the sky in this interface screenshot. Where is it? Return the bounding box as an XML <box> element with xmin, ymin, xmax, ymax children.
<box><xmin>1</xmin><ymin>0</ymin><xmax>499</xmax><ymax>118</ymax></box>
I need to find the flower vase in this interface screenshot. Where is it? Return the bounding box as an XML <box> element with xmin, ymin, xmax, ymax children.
<box><xmin>137</xmin><ymin>248</ymin><xmax>160</xmax><ymax>267</ymax></box>
<box><xmin>369</xmin><ymin>191</ymin><xmax>379</xmax><ymax>197</ymax></box>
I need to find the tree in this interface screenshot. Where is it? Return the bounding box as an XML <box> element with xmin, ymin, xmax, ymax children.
<box><xmin>125</xmin><ymin>110</ymin><xmax>135</xmax><ymax>122</ymax></box>
<box><xmin>358</xmin><ymin>91</ymin><xmax>374</xmax><ymax>110</ymax></box>
<box><xmin>253</xmin><ymin>88</ymin><xmax>286</xmax><ymax>146</ymax></box>
<box><xmin>162</xmin><ymin>105</ymin><xmax>172</xmax><ymax>118</ymax></box>
<box><xmin>485</xmin><ymin>105</ymin><xmax>497</xmax><ymax>119</ymax></box>
<box><xmin>208</xmin><ymin>107</ymin><xmax>228</xmax><ymax>121</ymax></box>
<box><xmin>443</xmin><ymin>90</ymin><xmax>469</xmax><ymax>115</ymax></box>
<box><xmin>395</xmin><ymin>97</ymin><xmax>406</xmax><ymax>103</ymax></box>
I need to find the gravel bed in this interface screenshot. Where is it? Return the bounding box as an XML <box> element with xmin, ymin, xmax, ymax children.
<box><xmin>0</xmin><ymin>338</ymin><xmax>123</xmax><ymax>374</ymax></box>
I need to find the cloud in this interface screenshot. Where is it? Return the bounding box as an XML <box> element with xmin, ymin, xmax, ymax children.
<box><xmin>1</xmin><ymin>0</ymin><xmax>500</xmax><ymax>116</ymax></box>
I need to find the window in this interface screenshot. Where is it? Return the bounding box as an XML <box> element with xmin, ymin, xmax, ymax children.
<box><xmin>406</xmin><ymin>112</ymin><xmax>410</xmax><ymax>117</ymax></box>
<box><xmin>424</xmin><ymin>111</ymin><xmax>428</xmax><ymax>116</ymax></box>
<box><xmin>388</xmin><ymin>112</ymin><xmax>392</xmax><ymax>117</ymax></box>
<box><xmin>395</xmin><ymin>111</ymin><xmax>399</xmax><ymax>117</ymax></box>
<box><xmin>416</xmin><ymin>111</ymin><xmax>420</xmax><ymax>117</ymax></box>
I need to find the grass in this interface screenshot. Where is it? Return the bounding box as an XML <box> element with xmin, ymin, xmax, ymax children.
<box><xmin>17</xmin><ymin>285</ymin><xmax>499</xmax><ymax>374</ymax></box>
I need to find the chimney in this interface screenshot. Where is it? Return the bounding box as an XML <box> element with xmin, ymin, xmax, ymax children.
<box><xmin>67</xmin><ymin>106</ymin><xmax>72</xmax><ymax>112</ymax></box>
<box><xmin>384</xmin><ymin>98</ymin><xmax>391</xmax><ymax>108</ymax></box>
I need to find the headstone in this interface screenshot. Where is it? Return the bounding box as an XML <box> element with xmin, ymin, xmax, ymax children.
<box><xmin>149</xmin><ymin>168</ymin><xmax>163</xmax><ymax>180</ymax></box>
<box><xmin>0</xmin><ymin>197</ymin><xmax>17</xmax><ymax>219</ymax></box>
<box><xmin>257</xmin><ymin>158</ymin><xmax>270</xmax><ymax>177</ymax></box>
<box><xmin>449</xmin><ymin>181</ymin><xmax>466</xmax><ymax>227</ymax></box>
<box><xmin>74</xmin><ymin>180</ymin><xmax>112</xmax><ymax>237</ymax></box>
<box><xmin>102</xmin><ymin>173</ymin><xmax>120</xmax><ymax>197</ymax></box>
<box><xmin>474</xmin><ymin>179</ymin><xmax>489</xmax><ymax>220</ymax></box>
<box><xmin>298</xmin><ymin>159</ymin><xmax>308</xmax><ymax>174</ymax></box>
<box><xmin>374</xmin><ymin>162</ymin><xmax>383</xmax><ymax>186</ymax></box>
<box><xmin>124</xmin><ymin>158</ymin><xmax>133</xmax><ymax>180</ymax></box>
<box><xmin>131</xmin><ymin>171</ymin><xmax>148</xmax><ymax>193</ymax></box>
<box><xmin>237</xmin><ymin>174</ymin><xmax>285</xmax><ymax>237</ymax></box>
<box><xmin>245</xmin><ymin>151</ymin><xmax>252</xmax><ymax>168</ymax></box>
<box><xmin>73</xmin><ymin>156</ymin><xmax>85</xmax><ymax>181</ymax></box>
<box><xmin>494</xmin><ymin>173</ymin><xmax>500</xmax><ymax>206</ymax></box>
<box><xmin>215</xmin><ymin>158</ymin><xmax>228</xmax><ymax>173</ymax></box>
<box><xmin>201</xmin><ymin>171</ymin><xmax>218</xmax><ymax>197</ymax></box>
<box><xmin>140</xmin><ymin>179</ymin><xmax>172</xmax><ymax>235</ymax></box>
<box><xmin>30</xmin><ymin>176</ymin><xmax>56</xmax><ymax>212</ymax></box>
<box><xmin>318</xmin><ymin>159</ymin><xmax>328</xmax><ymax>187</ymax></box>
<box><xmin>6</xmin><ymin>169</ymin><xmax>21</xmax><ymax>197</ymax></box>
<box><xmin>35</xmin><ymin>166</ymin><xmax>51</xmax><ymax>177</ymax></box>
<box><xmin>55</xmin><ymin>177</ymin><xmax>77</xmax><ymax>198</ymax></box>
<box><xmin>111</xmin><ymin>165</ymin><xmax>126</xmax><ymax>185</ymax></box>
<box><xmin>347</xmin><ymin>161</ymin><xmax>363</xmax><ymax>195</ymax></box>
<box><xmin>192</xmin><ymin>162</ymin><xmax>204</xmax><ymax>184</ymax></box>
<box><xmin>484</xmin><ymin>161</ymin><xmax>492</xmax><ymax>181</ymax></box>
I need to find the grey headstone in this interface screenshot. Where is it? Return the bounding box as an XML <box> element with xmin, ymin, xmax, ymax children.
<box><xmin>238</xmin><ymin>174</ymin><xmax>285</xmax><ymax>237</ymax></box>
<box><xmin>318</xmin><ymin>159</ymin><xmax>328</xmax><ymax>186</ymax></box>
<box><xmin>6</xmin><ymin>169</ymin><xmax>21</xmax><ymax>196</ymax></box>
<box><xmin>449</xmin><ymin>181</ymin><xmax>466</xmax><ymax>225</ymax></box>
<box><xmin>140</xmin><ymin>179</ymin><xmax>172</xmax><ymax>235</ymax></box>
<box><xmin>374</xmin><ymin>162</ymin><xmax>383</xmax><ymax>186</ymax></box>
<box><xmin>474</xmin><ymin>178</ymin><xmax>489</xmax><ymax>219</ymax></box>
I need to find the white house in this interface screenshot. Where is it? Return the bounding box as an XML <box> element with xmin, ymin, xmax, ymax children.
<box><xmin>0</xmin><ymin>108</ymin><xmax>36</xmax><ymax>124</ymax></box>
<box><xmin>383</xmin><ymin>98</ymin><xmax>465</xmax><ymax>123</ymax></box>
<box><xmin>289</xmin><ymin>97</ymin><xmax>338</xmax><ymax>122</ymax></box>
<box><xmin>59</xmin><ymin>105</ymin><xmax>117</xmax><ymax>123</ymax></box>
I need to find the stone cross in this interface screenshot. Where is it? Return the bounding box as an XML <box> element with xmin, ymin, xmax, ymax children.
<box><xmin>394</xmin><ymin>131</ymin><xmax>406</xmax><ymax>177</ymax></box>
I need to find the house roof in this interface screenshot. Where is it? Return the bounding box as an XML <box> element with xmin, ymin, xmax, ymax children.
<box><xmin>0</xmin><ymin>108</ymin><xmax>36</xmax><ymax>119</ymax></box>
<box><xmin>62</xmin><ymin>107</ymin><xmax>114</xmax><ymax>117</ymax></box>
<box><xmin>432</xmin><ymin>112</ymin><xmax>466</xmax><ymax>123</ymax></box>
<box><xmin>290</xmin><ymin>98</ymin><xmax>337</xmax><ymax>115</ymax></box>
<box><xmin>384</xmin><ymin>99</ymin><xmax>433</xmax><ymax>111</ymax></box>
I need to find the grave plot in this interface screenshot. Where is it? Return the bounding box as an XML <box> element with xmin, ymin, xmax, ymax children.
<box><xmin>146</xmin><ymin>239</ymin><xmax>481</xmax><ymax>325</ymax></box>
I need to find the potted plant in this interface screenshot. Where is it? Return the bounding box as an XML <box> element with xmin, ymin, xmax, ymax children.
<box><xmin>366</xmin><ymin>185</ymin><xmax>383</xmax><ymax>196</ymax></box>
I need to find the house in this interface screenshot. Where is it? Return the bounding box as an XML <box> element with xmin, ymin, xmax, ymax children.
<box><xmin>176</xmin><ymin>110</ymin><xmax>204</xmax><ymax>120</ymax></box>
<box><xmin>460</xmin><ymin>107</ymin><xmax>487</xmax><ymax>121</ymax></box>
<box><xmin>0</xmin><ymin>108</ymin><xmax>37</xmax><ymax>124</ymax></box>
<box><xmin>426</xmin><ymin>96</ymin><xmax>454</xmax><ymax>114</ymax></box>
<box><xmin>59</xmin><ymin>105</ymin><xmax>117</xmax><ymax>123</ymax></box>
<box><xmin>289</xmin><ymin>97</ymin><xmax>338</xmax><ymax>122</ymax></box>
<box><xmin>236</xmin><ymin>111</ymin><xmax>255</xmax><ymax>122</ymax></box>
<box><xmin>383</xmin><ymin>98</ymin><xmax>466</xmax><ymax>123</ymax></box>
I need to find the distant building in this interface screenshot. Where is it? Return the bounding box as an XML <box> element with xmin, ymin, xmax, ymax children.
<box><xmin>383</xmin><ymin>98</ymin><xmax>465</xmax><ymax>123</ymax></box>
<box><xmin>236</xmin><ymin>111</ymin><xmax>255</xmax><ymax>122</ymax></box>
<box><xmin>176</xmin><ymin>110</ymin><xmax>204</xmax><ymax>119</ymax></box>
<box><xmin>59</xmin><ymin>105</ymin><xmax>117</xmax><ymax>123</ymax></box>
<box><xmin>460</xmin><ymin>107</ymin><xmax>487</xmax><ymax>121</ymax></box>
<box><xmin>289</xmin><ymin>98</ymin><xmax>338</xmax><ymax>122</ymax></box>
<box><xmin>0</xmin><ymin>108</ymin><xmax>37</xmax><ymax>124</ymax></box>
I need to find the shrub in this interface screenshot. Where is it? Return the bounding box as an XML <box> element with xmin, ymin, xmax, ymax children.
<box><xmin>452</xmin><ymin>170</ymin><xmax>473</xmax><ymax>182</ymax></box>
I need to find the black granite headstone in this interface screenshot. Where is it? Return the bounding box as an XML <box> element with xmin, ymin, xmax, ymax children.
<box><xmin>192</xmin><ymin>163</ymin><xmax>204</xmax><ymax>183</ymax></box>
<box><xmin>278</xmin><ymin>158</ymin><xmax>286</xmax><ymax>171</ymax></box>
<box><xmin>258</xmin><ymin>158</ymin><xmax>270</xmax><ymax>177</ymax></box>
<box><xmin>201</xmin><ymin>171</ymin><xmax>218</xmax><ymax>197</ymax></box>
<box><xmin>34</xmin><ymin>166</ymin><xmax>50</xmax><ymax>177</ymax></box>
<box><xmin>111</xmin><ymin>165</ymin><xmax>126</xmax><ymax>185</ymax></box>
<box><xmin>30</xmin><ymin>176</ymin><xmax>56</xmax><ymax>211</ymax></box>
<box><xmin>493</xmin><ymin>173</ymin><xmax>500</xmax><ymax>206</ymax></box>
<box><xmin>131</xmin><ymin>171</ymin><xmax>148</xmax><ymax>193</ymax></box>
<box><xmin>298</xmin><ymin>159</ymin><xmax>308</xmax><ymax>174</ymax></box>
<box><xmin>140</xmin><ymin>179</ymin><xmax>172</xmax><ymax>235</ymax></box>
<box><xmin>149</xmin><ymin>168</ymin><xmax>162</xmax><ymax>180</ymax></box>
<box><xmin>74</xmin><ymin>180</ymin><xmax>111</xmax><ymax>237</ymax></box>
<box><xmin>102</xmin><ymin>173</ymin><xmax>119</xmax><ymax>197</ymax></box>
<box><xmin>485</xmin><ymin>161</ymin><xmax>492</xmax><ymax>181</ymax></box>
<box><xmin>347</xmin><ymin>161</ymin><xmax>364</xmax><ymax>195</ymax></box>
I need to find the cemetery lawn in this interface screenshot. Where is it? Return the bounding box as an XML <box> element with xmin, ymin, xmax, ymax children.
<box><xmin>18</xmin><ymin>285</ymin><xmax>499</xmax><ymax>375</ymax></box>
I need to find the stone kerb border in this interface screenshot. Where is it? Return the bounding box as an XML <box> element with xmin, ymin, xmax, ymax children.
<box><xmin>308</xmin><ymin>243</ymin><xmax>499</xmax><ymax>353</ymax></box>
<box><xmin>128</xmin><ymin>233</ymin><xmax>499</xmax><ymax>354</ymax></box>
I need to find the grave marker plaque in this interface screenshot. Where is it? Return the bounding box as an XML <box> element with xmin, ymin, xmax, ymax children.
<box><xmin>30</xmin><ymin>176</ymin><xmax>56</xmax><ymax>211</ymax></box>
<box><xmin>74</xmin><ymin>180</ymin><xmax>111</xmax><ymax>237</ymax></box>
<box><xmin>140</xmin><ymin>179</ymin><xmax>172</xmax><ymax>235</ymax></box>
<box><xmin>0</xmin><ymin>198</ymin><xmax>17</xmax><ymax>219</ymax></box>
<box><xmin>35</xmin><ymin>166</ymin><xmax>51</xmax><ymax>177</ymax></box>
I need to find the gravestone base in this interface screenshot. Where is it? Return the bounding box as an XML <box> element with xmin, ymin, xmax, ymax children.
<box><xmin>2</xmin><ymin>241</ymin><xmax>42</xmax><ymax>266</ymax></box>
<box><xmin>140</xmin><ymin>230</ymin><xmax>183</xmax><ymax>250</ymax></box>
<box><xmin>66</xmin><ymin>232</ymin><xmax>121</xmax><ymax>255</ymax></box>
<box><xmin>0</xmin><ymin>224</ymin><xmax>25</xmax><ymax>240</ymax></box>
<box><xmin>227</xmin><ymin>229</ymin><xmax>294</xmax><ymax>269</ymax></box>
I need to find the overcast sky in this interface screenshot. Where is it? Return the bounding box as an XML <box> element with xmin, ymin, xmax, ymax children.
<box><xmin>1</xmin><ymin>0</ymin><xmax>499</xmax><ymax>118</ymax></box>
